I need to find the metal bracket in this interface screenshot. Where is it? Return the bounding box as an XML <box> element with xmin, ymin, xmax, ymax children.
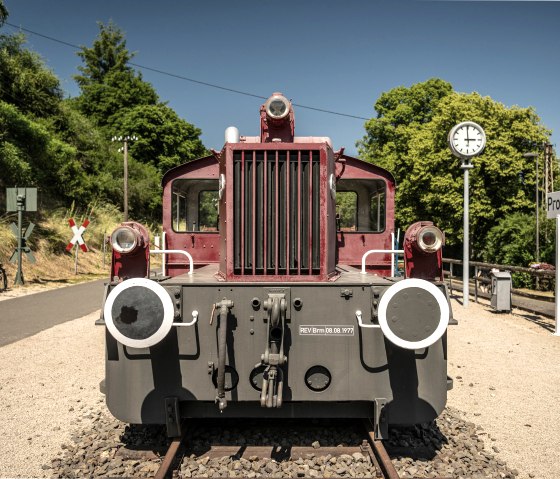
<box><xmin>340</xmin><ymin>288</ymin><xmax>353</xmax><ymax>299</ymax></box>
<box><xmin>374</xmin><ymin>398</ymin><xmax>388</xmax><ymax>440</ymax></box>
<box><xmin>164</xmin><ymin>397</ymin><xmax>182</xmax><ymax>438</ymax></box>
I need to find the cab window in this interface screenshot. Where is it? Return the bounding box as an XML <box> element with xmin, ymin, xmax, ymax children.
<box><xmin>172</xmin><ymin>179</ymin><xmax>219</xmax><ymax>232</ymax></box>
<box><xmin>336</xmin><ymin>179</ymin><xmax>386</xmax><ymax>232</ymax></box>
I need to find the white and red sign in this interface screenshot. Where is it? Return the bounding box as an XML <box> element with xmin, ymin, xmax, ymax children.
<box><xmin>65</xmin><ymin>218</ymin><xmax>90</xmax><ymax>252</ymax></box>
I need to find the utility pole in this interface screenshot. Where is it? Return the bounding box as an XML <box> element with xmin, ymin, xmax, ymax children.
<box><xmin>112</xmin><ymin>135</ymin><xmax>138</xmax><ymax>222</ymax></box>
<box><xmin>524</xmin><ymin>151</ymin><xmax>540</xmax><ymax>262</ymax></box>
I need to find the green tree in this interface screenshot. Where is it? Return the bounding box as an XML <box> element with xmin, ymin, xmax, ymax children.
<box><xmin>0</xmin><ymin>100</ymin><xmax>87</xmax><ymax>199</ymax></box>
<box><xmin>358</xmin><ymin>79</ymin><xmax>551</xmax><ymax>257</ymax></box>
<box><xmin>0</xmin><ymin>33</ymin><xmax>63</xmax><ymax>118</ymax></box>
<box><xmin>74</xmin><ymin>21</ymin><xmax>158</xmax><ymax>128</ymax></box>
<box><xmin>111</xmin><ymin>104</ymin><xmax>206</xmax><ymax>173</ymax></box>
<box><xmin>0</xmin><ymin>0</ymin><xmax>8</xmax><ymax>27</ymax></box>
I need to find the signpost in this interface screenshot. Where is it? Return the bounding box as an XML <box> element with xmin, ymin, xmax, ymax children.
<box><xmin>65</xmin><ymin>218</ymin><xmax>90</xmax><ymax>253</ymax></box>
<box><xmin>66</xmin><ymin>218</ymin><xmax>90</xmax><ymax>275</ymax></box>
<box><xmin>546</xmin><ymin>191</ymin><xmax>560</xmax><ymax>336</ymax></box>
<box><xmin>6</xmin><ymin>187</ymin><xmax>37</xmax><ymax>285</ymax></box>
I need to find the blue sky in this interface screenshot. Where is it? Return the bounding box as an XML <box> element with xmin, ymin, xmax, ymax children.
<box><xmin>3</xmin><ymin>0</ymin><xmax>559</xmax><ymax>156</ymax></box>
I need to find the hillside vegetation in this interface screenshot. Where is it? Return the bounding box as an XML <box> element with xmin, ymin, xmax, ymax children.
<box><xmin>0</xmin><ymin>204</ymin><xmax>121</xmax><ymax>286</ymax></box>
<box><xmin>0</xmin><ymin>10</ymin><xmax>203</xmax><ymax>286</ymax></box>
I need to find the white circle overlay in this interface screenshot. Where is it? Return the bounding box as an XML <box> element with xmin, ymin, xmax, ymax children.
<box><xmin>378</xmin><ymin>278</ymin><xmax>449</xmax><ymax>350</ymax></box>
<box><xmin>104</xmin><ymin>277</ymin><xmax>174</xmax><ymax>349</ymax></box>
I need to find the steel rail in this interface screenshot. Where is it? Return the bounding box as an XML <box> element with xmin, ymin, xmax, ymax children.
<box><xmin>154</xmin><ymin>424</ymin><xmax>187</xmax><ymax>479</ymax></box>
<box><xmin>150</xmin><ymin>418</ymin><xmax>455</xmax><ymax>479</ymax></box>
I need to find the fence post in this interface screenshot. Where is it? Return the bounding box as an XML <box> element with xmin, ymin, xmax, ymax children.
<box><xmin>474</xmin><ymin>265</ymin><xmax>478</xmax><ymax>303</ymax></box>
<box><xmin>449</xmin><ymin>262</ymin><xmax>454</xmax><ymax>295</ymax></box>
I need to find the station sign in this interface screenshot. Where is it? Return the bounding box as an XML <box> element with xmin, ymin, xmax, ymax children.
<box><xmin>547</xmin><ymin>191</ymin><xmax>560</xmax><ymax>219</ymax></box>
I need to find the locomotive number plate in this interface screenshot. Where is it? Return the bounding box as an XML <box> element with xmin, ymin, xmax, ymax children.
<box><xmin>299</xmin><ymin>325</ymin><xmax>354</xmax><ymax>336</ymax></box>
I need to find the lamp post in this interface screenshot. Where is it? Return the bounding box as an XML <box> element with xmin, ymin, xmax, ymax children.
<box><xmin>112</xmin><ymin>135</ymin><xmax>138</xmax><ymax>222</ymax></box>
<box><xmin>523</xmin><ymin>151</ymin><xmax>539</xmax><ymax>263</ymax></box>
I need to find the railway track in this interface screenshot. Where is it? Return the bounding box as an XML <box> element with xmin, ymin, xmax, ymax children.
<box><xmin>152</xmin><ymin>419</ymin><xmax>452</xmax><ymax>479</ymax></box>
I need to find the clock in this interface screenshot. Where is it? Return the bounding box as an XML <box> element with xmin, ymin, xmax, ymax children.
<box><xmin>448</xmin><ymin>121</ymin><xmax>486</xmax><ymax>160</ymax></box>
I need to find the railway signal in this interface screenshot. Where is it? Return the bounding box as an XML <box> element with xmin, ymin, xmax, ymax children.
<box><xmin>6</xmin><ymin>187</ymin><xmax>37</xmax><ymax>285</ymax></box>
<box><xmin>9</xmin><ymin>222</ymin><xmax>36</xmax><ymax>264</ymax></box>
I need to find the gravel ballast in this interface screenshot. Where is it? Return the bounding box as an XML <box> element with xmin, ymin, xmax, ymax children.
<box><xmin>0</xmin><ymin>295</ymin><xmax>558</xmax><ymax>478</ymax></box>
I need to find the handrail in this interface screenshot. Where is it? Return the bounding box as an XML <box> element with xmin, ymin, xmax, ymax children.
<box><xmin>150</xmin><ymin>249</ymin><xmax>193</xmax><ymax>275</ymax></box>
<box><xmin>173</xmin><ymin>310</ymin><xmax>198</xmax><ymax>327</ymax></box>
<box><xmin>361</xmin><ymin>249</ymin><xmax>404</xmax><ymax>276</ymax></box>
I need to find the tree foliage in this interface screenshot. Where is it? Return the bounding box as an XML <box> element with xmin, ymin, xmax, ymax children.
<box><xmin>74</xmin><ymin>21</ymin><xmax>206</xmax><ymax>179</ymax></box>
<box><xmin>0</xmin><ymin>0</ymin><xmax>8</xmax><ymax>27</ymax></box>
<box><xmin>0</xmin><ymin>27</ymin><xmax>185</xmax><ymax>219</ymax></box>
<box><xmin>0</xmin><ymin>33</ymin><xmax>63</xmax><ymax>118</ymax></box>
<box><xmin>73</xmin><ymin>22</ymin><xmax>158</xmax><ymax>129</ymax></box>
<box><xmin>358</xmin><ymin>78</ymin><xmax>551</xmax><ymax>258</ymax></box>
<box><xmin>111</xmin><ymin>104</ymin><xmax>206</xmax><ymax>173</ymax></box>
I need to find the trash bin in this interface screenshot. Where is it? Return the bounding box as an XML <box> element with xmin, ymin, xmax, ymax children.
<box><xmin>490</xmin><ymin>271</ymin><xmax>512</xmax><ymax>313</ymax></box>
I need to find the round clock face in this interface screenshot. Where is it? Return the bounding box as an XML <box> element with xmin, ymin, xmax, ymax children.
<box><xmin>448</xmin><ymin>122</ymin><xmax>486</xmax><ymax>159</ymax></box>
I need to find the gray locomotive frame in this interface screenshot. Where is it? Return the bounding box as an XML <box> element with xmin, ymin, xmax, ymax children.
<box><xmin>100</xmin><ymin>265</ymin><xmax>453</xmax><ymax>439</ymax></box>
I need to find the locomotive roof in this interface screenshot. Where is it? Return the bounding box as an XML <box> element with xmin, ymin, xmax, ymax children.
<box><xmin>161</xmin><ymin>151</ymin><xmax>395</xmax><ymax>187</ymax></box>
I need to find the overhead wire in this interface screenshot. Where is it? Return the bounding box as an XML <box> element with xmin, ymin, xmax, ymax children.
<box><xmin>3</xmin><ymin>22</ymin><xmax>370</xmax><ymax>121</ymax></box>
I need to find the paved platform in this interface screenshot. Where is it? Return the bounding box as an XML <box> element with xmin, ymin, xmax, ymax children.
<box><xmin>0</xmin><ymin>279</ymin><xmax>106</xmax><ymax>347</ymax></box>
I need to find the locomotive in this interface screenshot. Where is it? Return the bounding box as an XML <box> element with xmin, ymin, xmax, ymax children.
<box><xmin>100</xmin><ymin>93</ymin><xmax>453</xmax><ymax>439</ymax></box>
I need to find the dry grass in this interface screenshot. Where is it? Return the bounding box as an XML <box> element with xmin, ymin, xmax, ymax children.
<box><xmin>0</xmin><ymin>202</ymin><xmax>160</xmax><ymax>291</ymax></box>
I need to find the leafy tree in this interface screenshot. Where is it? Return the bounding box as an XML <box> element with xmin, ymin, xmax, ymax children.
<box><xmin>74</xmin><ymin>21</ymin><xmax>158</xmax><ymax>128</ymax></box>
<box><xmin>0</xmin><ymin>0</ymin><xmax>8</xmax><ymax>27</ymax></box>
<box><xmin>481</xmin><ymin>212</ymin><xmax>555</xmax><ymax>287</ymax></box>
<box><xmin>0</xmin><ymin>100</ymin><xmax>87</xmax><ymax>199</ymax></box>
<box><xmin>111</xmin><ymin>104</ymin><xmax>206</xmax><ymax>173</ymax></box>
<box><xmin>75</xmin><ymin>21</ymin><xmax>132</xmax><ymax>87</ymax></box>
<box><xmin>0</xmin><ymin>33</ymin><xmax>63</xmax><ymax>118</ymax></box>
<box><xmin>358</xmin><ymin>79</ymin><xmax>551</xmax><ymax>257</ymax></box>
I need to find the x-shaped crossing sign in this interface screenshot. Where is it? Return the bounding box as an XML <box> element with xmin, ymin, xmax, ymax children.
<box><xmin>65</xmin><ymin>218</ymin><xmax>90</xmax><ymax>252</ymax></box>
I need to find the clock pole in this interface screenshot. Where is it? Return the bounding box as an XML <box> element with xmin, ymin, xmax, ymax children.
<box><xmin>461</xmin><ymin>160</ymin><xmax>474</xmax><ymax>308</ymax></box>
<box><xmin>448</xmin><ymin>122</ymin><xmax>486</xmax><ymax>308</ymax></box>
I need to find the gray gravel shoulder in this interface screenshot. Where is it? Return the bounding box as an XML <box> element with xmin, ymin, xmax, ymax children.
<box><xmin>447</xmin><ymin>296</ymin><xmax>560</xmax><ymax>479</ymax></box>
<box><xmin>0</xmin><ymin>311</ymin><xmax>105</xmax><ymax>478</ymax></box>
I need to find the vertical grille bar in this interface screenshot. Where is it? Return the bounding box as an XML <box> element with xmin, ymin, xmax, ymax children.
<box><xmin>308</xmin><ymin>150</ymin><xmax>313</xmax><ymax>274</ymax></box>
<box><xmin>297</xmin><ymin>151</ymin><xmax>301</xmax><ymax>275</ymax></box>
<box><xmin>233</xmin><ymin>152</ymin><xmax>241</xmax><ymax>273</ymax></box>
<box><xmin>312</xmin><ymin>151</ymin><xmax>320</xmax><ymax>271</ymax></box>
<box><xmin>263</xmin><ymin>151</ymin><xmax>268</xmax><ymax>274</ymax></box>
<box><xmin>252</xmin><ymin>151</ymin><xmax>256</xmax><ymax>275</ymax></box>
<box><xmin>275</xmin><ymin>151</ymin><xmax>279</xmax><ymax>275</ymax></box>
<box><xmin>241</xmin><ymin>152</ymin><xmax>245</xmax><ymax>274</ymax></box>
<box><xmin>289</xmin><ymin>153</ymin><xmax>297</xmax><ymax>273</ymax></box>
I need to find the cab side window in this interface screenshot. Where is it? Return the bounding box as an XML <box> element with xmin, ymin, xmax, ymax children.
<box><xmin>336</xmin><ymin>179</ymin><xmax>386</xmax><ymax>233</ymax></box>
<box><xmin>172</xmin><ymin>179</ymin><xmax>219</xmax><ymax>232</ymax></box>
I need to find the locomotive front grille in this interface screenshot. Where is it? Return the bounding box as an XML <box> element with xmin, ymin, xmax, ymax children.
<box><xmin>233</xmin><ymin>150</ymin><xmax>321</xmax><ymax>276</ymax></box>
